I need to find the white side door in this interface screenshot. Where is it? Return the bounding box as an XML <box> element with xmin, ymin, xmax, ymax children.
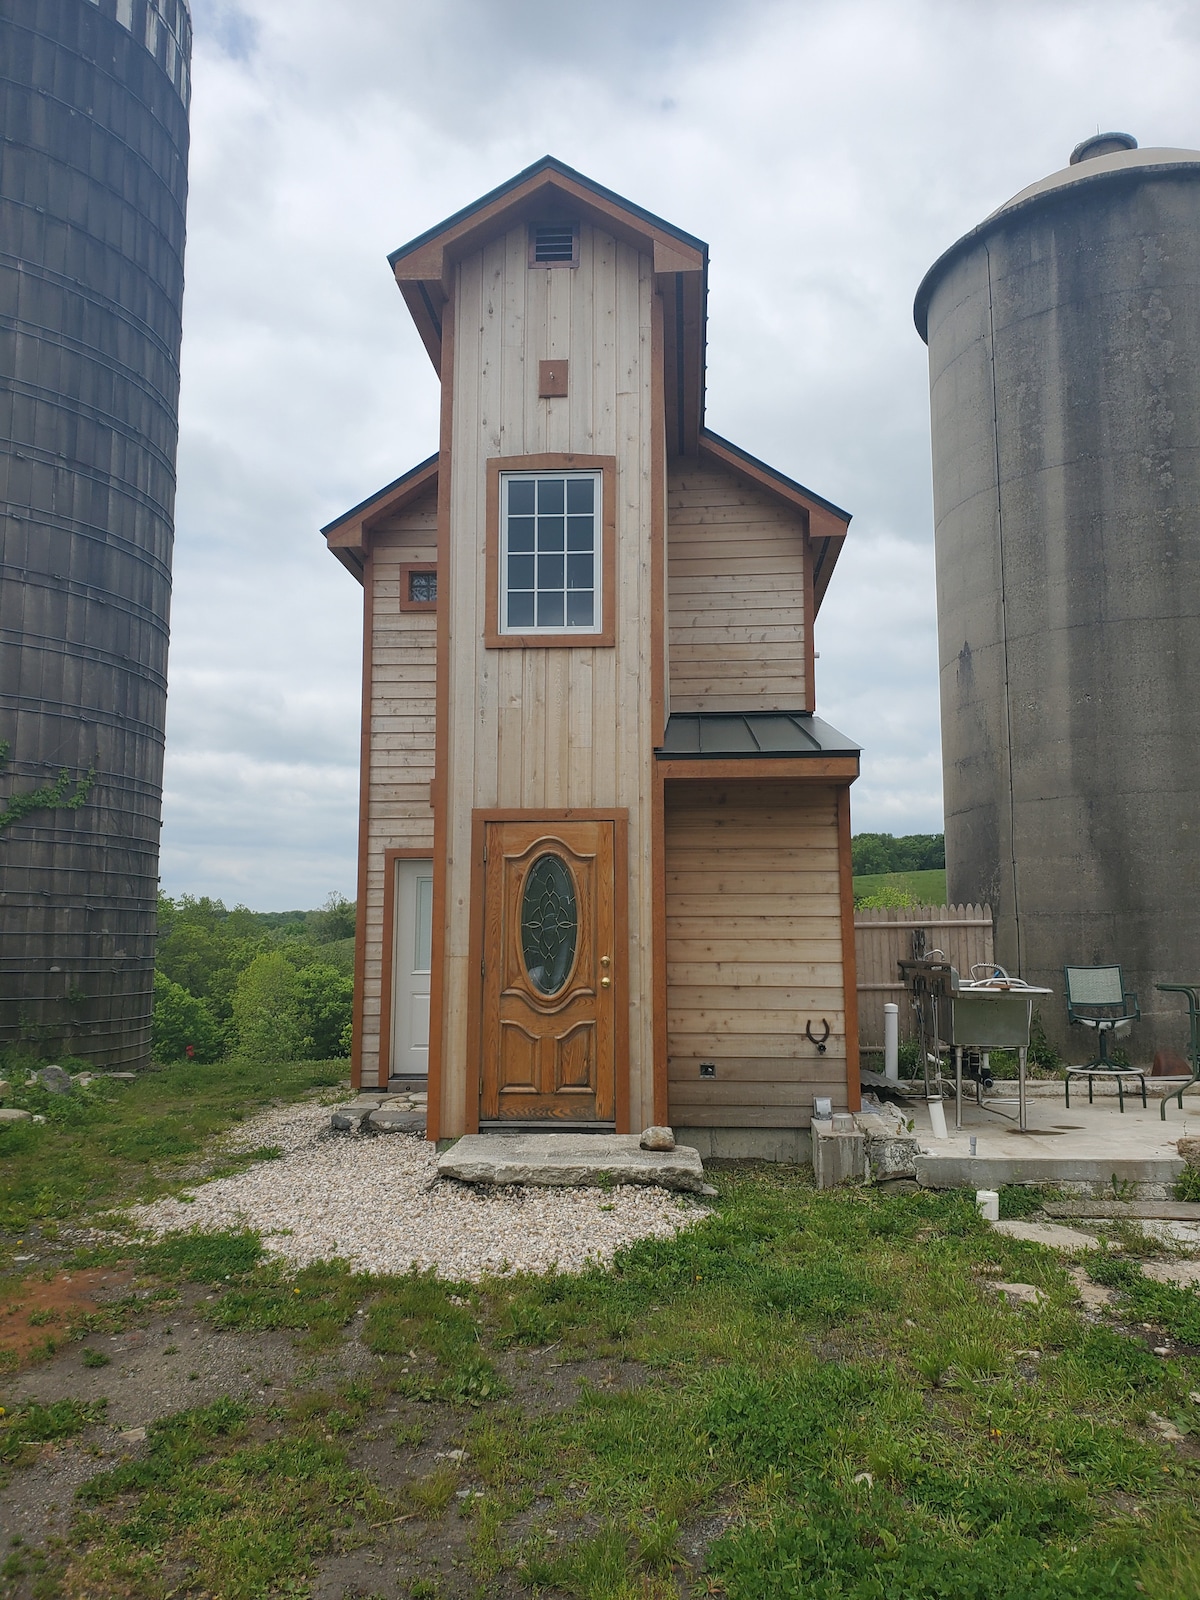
<box><xmin>390</xmin><ymin>858</ymin><xmax>433</xmax><ymax>1078</ymax></box>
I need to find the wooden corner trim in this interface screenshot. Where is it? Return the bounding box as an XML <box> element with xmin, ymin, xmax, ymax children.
<box><xmin>484</xmin><ymin>454</ymin><xmax>617</xmax><ymax>650</ymax></box>
<box><xmin>426</xmin><ymin>293</ymin><xmax>456</xmax><ymax>1143</ymax></box>
<box><xmin>398</xmin><ymin>562</ymin><xmax>438</xmax><ymax>613</ymax></box>
<box><xmin>837</xmin><ymin>785</ymin><xmax>862</xmax><ymax>1113</ymax></box>
<box><xmin>350</xmin><ymin>548</ymin><xmax>375</xmax><ymax>1091</ymax></box>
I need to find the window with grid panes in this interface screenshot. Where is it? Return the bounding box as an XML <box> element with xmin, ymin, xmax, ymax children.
<box><xmin>500</xmin><ymin>472</ymin><xmax>600</xmax><ymax>633</ymax></box>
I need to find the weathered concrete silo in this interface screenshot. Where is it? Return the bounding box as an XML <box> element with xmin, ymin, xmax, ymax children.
<box><xmin>0</xmin><ymin>0</ymin><xmax>192</xmax><ymax>1067</ymax></box>
<box><xmin>915</xmin><ymin>134</ymin><xmax>1200</xmax><ymax>1061</ymax></box>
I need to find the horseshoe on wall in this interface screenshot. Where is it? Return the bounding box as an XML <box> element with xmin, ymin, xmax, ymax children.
<box><xmin>806</xmin><ymin>1018</ymin><xmax>831</xmax><ymax>1055</ymax></box>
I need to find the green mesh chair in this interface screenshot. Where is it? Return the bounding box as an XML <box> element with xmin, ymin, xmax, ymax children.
<box><xmin>1064</xmin><ymin>965</ymin><xmax>1145</xmax><ymax>1111</ymax></box>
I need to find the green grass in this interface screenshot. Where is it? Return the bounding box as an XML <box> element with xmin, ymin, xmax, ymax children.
<box><xmin>852</xmin><ymin>866</ymin><xmax>947</xmax><ymax>905</ymax></box>
<box><xmin>4</xmin><ymin>1134</ymin><xmax>1200</xmax><ymax>1596</ymax></box>
<box><xmin>0</xmin><ymin>1055</ymin><xmax>346</xmax><ymax>1234</ymax></box>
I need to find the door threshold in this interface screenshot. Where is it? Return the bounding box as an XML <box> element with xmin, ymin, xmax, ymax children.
<box><xmin>477</xmin><ymin>1120</ymin><xmax>618</xmax><ymax>1134</ymax></box>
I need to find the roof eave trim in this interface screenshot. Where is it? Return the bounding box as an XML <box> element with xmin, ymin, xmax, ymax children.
<box><xmin>387</xmin><ymin>154</ymin><xmax>708</xmax><ymax>272</ymax></box>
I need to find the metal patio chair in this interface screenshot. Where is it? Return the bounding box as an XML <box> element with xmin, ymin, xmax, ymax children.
<box><xmin>1063</xmin><ymin>965</ymin><xmax>1145</xmax><ymax>1111</ymax></box>
<box><xmin>1155</xmin><ymin>984</ymin><xmax>1200</xmax><ymax>1118</ymax></box>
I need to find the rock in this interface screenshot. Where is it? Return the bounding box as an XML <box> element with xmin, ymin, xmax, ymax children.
<box><xmin>1147</xmin><ymin>1411</ymin><xmax>1185</xmax><ymax>1443</ymax></box>
<box><xmin>367</xmin><ymin>1107</ymin><xmax>425</xmax><ymax>1134</ymax></box>
<box><xmin>639</xmin><ymin>1126</ymin><xmax>675</xmax><ymax>1151</ymax></box>
<box><xmin>72</xmin><ymin>1073</ymin><xmax>94</xmax><ymax>1087</ymax></box>
<box><xmin>118</xmin><ymin>1427</ymin><xmax>147</xmax><ymax>1444</ymax></box>
<box><xmin>0</xmin><ymin>1108</ymin><xmax>33</xmax><ymax>1123</ymax></box>
<box><xmin>1178</xmin><ymin>1137</ymin><xmax>1200</xmax><ymax>1168</ymax></box>
<box><xmin>329</xmin><ymin>1111</ymin><xmax>355</xmax><ymax>1131</ymax></box>
<box><xmin>992</xmin><ymin>1220</ymin><xmax>1100</xmax><ymax>1253</ymax></box>
<box><xmin>856</xmin><ymin>1112</ymin><xmax>921</xmax><ymax>1181</ymax></box>
<box><xmin>97</xmin><ymin>1072</ymin><xmax>137</xmax><ymax>1081</ymax></box>
<box><xmin>987</xmin><ymin>1281</ymin><xmax>1048</xmax><ymax>1308</ymax></box>
<box><xmin>1141</xmin><ymin>1259</ymin><xmax>1200</xmax><ymax>1289</ymax></box>
<box><xmin>437</xmin><ymin>1132</ymin><xmax>709</xmax><ymax>1193</ymax></box>
<box><xmin>37</xmin><ymin>1065</ymin><xmax>72</xmax><ymax>1094</ymax></box>
<box><xmin>0</xmin><ymin>1079</ymin><xmax>10</xmax><ymax>1098</ymax></box>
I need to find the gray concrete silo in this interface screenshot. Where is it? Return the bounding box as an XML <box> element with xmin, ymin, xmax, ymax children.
<box><xmin>0</xmin><ymin>0</ymin><xmax>192</xmax><ymax>1068</ymax></box>
<box><xmin>915</xmin><ymin>135</ymin><xmax>1200</xmax><ymax>1063</ymax></box>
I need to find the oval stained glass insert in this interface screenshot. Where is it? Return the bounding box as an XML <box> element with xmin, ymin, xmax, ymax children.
<box><xmin>520</xmin><ymin>854</ymin><xmax>578</xmax><ymax>995</ymax></box>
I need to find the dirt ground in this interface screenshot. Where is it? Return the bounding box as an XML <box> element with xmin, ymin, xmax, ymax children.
<box><xmin>0</xmin><ymin>1248</ymin><xmax>687</xmax><ymax>1600</ymax></box>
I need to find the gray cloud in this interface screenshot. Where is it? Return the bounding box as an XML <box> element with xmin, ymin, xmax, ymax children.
<box><xmin>162</xmin><ymin>0</ymin><xmax>1200</xmax><ymax>906</ymax></box>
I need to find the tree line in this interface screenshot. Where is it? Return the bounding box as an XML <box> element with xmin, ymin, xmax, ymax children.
<box><xmin>851</xmin><ymin>832</ymin><xmax>945</xmax><ymax>877</ymax></box>
<box><xmin>153</xmin><ymin>893</ymin><xmax>355</xmax><ymax>1064</ymax></box>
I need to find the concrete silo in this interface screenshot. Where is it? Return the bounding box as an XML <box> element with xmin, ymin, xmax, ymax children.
<box><xmin>0</xmin><ymin>0</ymin><xmax>192</xmax><ymax>1068</ymax></box>
<box><xmin>915</xmin><ymin>134</ymin><xmax>1200</xmax><ymax>1062</ymax></box>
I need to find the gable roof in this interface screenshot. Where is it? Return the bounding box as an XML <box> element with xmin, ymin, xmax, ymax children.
<box><xmin>322</xmin><ymin>435</ymin><xmax>850</xmax><ymax>613</ymax></box>
<box><xmin>320</xmin><ymin>453</ymin><xmax>439</xmax><ymax>579</ymax></box>
<box><xmin>699</xmin><ymin>431</ymin><xmax>851</xmax><ymax>611</ymax></box>
<box><xmin>388</xmin><ymin>155</ymin><xmax>709</xmax><ymax>456</ymax></box>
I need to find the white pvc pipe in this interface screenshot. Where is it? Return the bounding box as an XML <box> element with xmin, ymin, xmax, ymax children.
<box><xmin>927</xmin><ymin>1097</ymin><xmax>948</xmax><ymax>1140</ymax></box>
<box><xmin>883</xmin><ymin>1003</ymin><xmax>899</xmax><ymax>1080</ymax></box>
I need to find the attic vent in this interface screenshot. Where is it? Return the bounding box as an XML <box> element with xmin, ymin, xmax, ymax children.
<box><xmin>530</xmin><ymin>222</ymin><xmax>579</xmax><ymax>267</ymax></box>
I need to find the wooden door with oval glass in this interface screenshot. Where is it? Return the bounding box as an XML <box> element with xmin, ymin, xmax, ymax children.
<box><xmin>480</xmin><ymin>819</ymin><xmax>616</xmax><ymax>1123</ymax></box>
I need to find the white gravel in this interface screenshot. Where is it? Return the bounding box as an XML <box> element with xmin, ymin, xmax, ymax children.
<box><xmin>120</xmin><ymin>1100</ymin><xmax>710</xmax><ymax>1281</ymax></box>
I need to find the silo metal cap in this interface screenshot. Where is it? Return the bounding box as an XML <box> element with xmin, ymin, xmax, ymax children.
<box><xmin>1070</xmin><ymin>132</ymin><xmax>1138</xmax><ymax>165</ymax></box>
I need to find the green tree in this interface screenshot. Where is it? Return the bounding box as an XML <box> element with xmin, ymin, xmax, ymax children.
<box><xmin>294</xmin><ymin>963</ymin><xmax>353</xmax><ymax>1058</ymax></box>
<box><xmin>151</xmin><ymin>973</ymin><xmax>224</xmax><ymax>1062</ymax></box>
<box><xmin>231</xmin><ymin>952</ymin><xmax>308</xmax><ymax>1062</ymax></box>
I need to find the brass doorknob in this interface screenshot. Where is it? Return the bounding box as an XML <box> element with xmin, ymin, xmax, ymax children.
<box><xmin>600</xmin><ymin>976</ymin><xmax>611</xmax><ymax>988</ymax></box>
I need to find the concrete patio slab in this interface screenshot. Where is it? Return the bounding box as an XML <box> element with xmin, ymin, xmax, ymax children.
<box><xmin>437</xmin><ymin>1133</ymin><xmax>709</xmax><ymax>1193</ymax></box>
<box><xmin>914</xmin><ymin>1092</ymin><xmax>1196</xmax><ymax>1198</ymax></box>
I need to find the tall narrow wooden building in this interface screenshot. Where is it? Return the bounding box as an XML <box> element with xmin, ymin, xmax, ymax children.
<box><xmin>323</xmin><ymin>159</ymin><xmax>861</xmax><ymax>1152</ymax></box>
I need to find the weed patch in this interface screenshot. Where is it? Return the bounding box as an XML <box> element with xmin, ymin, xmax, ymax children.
<box><xmin>1087</xmin><ymin>1255</ymin><xmax>1200</xmax><ymax>1344</ymax></box>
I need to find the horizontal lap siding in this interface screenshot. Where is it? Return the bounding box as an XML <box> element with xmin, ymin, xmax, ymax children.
<box><xmin>361</xmin><ymin>492</ymin><xmax>438</xmax><ymax>1087</ymax></box>
<box><xmin>666</xmin><ymin>782</ymin><xmax>849</xmax><ymax>1126</ymax></box>
<box><xmin>667</xmin><ymin>465</ymin><xmax>807</xmax><ymax>712</ymax></box>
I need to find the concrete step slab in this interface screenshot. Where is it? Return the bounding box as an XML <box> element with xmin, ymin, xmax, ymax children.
<box><xmin>437</xmin><ymin>1132</ymin><xmax>708</xmax><ymax>1193</ymax></box>
<box><xmin>1044</xmin><ymin>1200</ymin><xmax>1200</xmax><ymax>1221</ymax></box>
<box><xmin>992</xmin><ymin>1219</ymin><xmax>1101</xmax><ymax>1252</ymax></box>
<box><xmin>915</xmin><ymin>1151</ymin><xmax>1183</xmax><ymax>1199</ymax></box>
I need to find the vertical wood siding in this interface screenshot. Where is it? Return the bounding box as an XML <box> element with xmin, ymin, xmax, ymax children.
<box><xmin>440</xmin><ymin>223</ymin><xmax>656</xmax><ymax>1133</ymax></box>
<box><xmin>667</xmin><ymin>463</ymin><xmax>808</xmax><ymax>712</ymax></box>
<box><xmin>665</xmin><ymin>781</ymin><xmax>850</xmax><ymax>1125</ymax></box>
<box><xmin>855</xmin><ymin>904</ymin><xmax>994</xmax><ymax>1052</ymax></box>
<box><xmin>360</xmin><ymin>489</ymin><xmax>438</xmax><ymax>1087</ymax></box>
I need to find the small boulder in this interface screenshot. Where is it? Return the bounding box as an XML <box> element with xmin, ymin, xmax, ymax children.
<box><xmin>988</xmin><ymin>1281</ymin><xmax>1047</xmax><ymax>1308</ymax></box>
<box><xmin>367</xmin><ymin>1107</ymin><xmax>425</xmax><ymax>1134</ymax></box>
<box><xmin>639</xmin><ymin>1125</ymin><xmax>675</xmax><ymax>1151</ymax></box>
<box><xmin>0</xmin><ymin>1078</ymin><xmax>10</xmax><ymax>1098</ymax></box>
<box><xmin>330</xmin><ymin>1110</ymin><xmax>356</xmax><ymax>1131</ymax></box>
<box><xmin>0</xmin><ymin>1108</ymin><xmax>33</xmax><ymax>1123</ymax></box>
<box><xmin>37</xmin><ymin>1065</ymin><xmax>72</xmax><ymax>1095</ymax></box>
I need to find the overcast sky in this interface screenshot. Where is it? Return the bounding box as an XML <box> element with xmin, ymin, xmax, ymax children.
<box><xmin>161</xmin><ymin>0</ymin><xmax>1200</xmax><ymax>910</ymax></box>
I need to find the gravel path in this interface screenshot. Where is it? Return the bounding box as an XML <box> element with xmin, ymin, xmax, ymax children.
<box><xmin>121</xmin><ymin>1101</ymin><xmax>710</xmax><ymax>1281</ymax></box>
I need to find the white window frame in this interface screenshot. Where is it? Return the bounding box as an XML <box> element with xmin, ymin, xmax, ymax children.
<box><xmin>498</xmin><ymin>469</ymin><xmax>603</xmax><ymax>637</ymax></box>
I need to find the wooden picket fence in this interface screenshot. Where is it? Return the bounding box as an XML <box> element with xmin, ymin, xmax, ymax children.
<box><xmin>855</xmin><ymin>904</ymin><xmax>994</xmax><ymax>1052</ymax></box>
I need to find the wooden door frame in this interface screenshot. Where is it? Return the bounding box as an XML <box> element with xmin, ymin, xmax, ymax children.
<box><xmin>379</xmin><ymin>847</ymin><xmax>436</xmax><ymax>1086</ymax></box>
<box><xmin>465</xmin><ymin>808</ymin><xmax>631</xmax><ymax>1135</ymax></box>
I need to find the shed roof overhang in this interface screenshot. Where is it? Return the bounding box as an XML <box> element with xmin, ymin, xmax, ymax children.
<box><xmin>656</xmin><ymin>711</ymin><xmax>860</xmax><ymax>782</ymax></box>
<box><xmin>320</xmin><ymin>453</ymin><xmax>439</xmax><ymax>582</ymax></box>
<box><xmin>388</xmin><ymin>155</ymin><xmax>710</xmax><ymax>456</ymax></box>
